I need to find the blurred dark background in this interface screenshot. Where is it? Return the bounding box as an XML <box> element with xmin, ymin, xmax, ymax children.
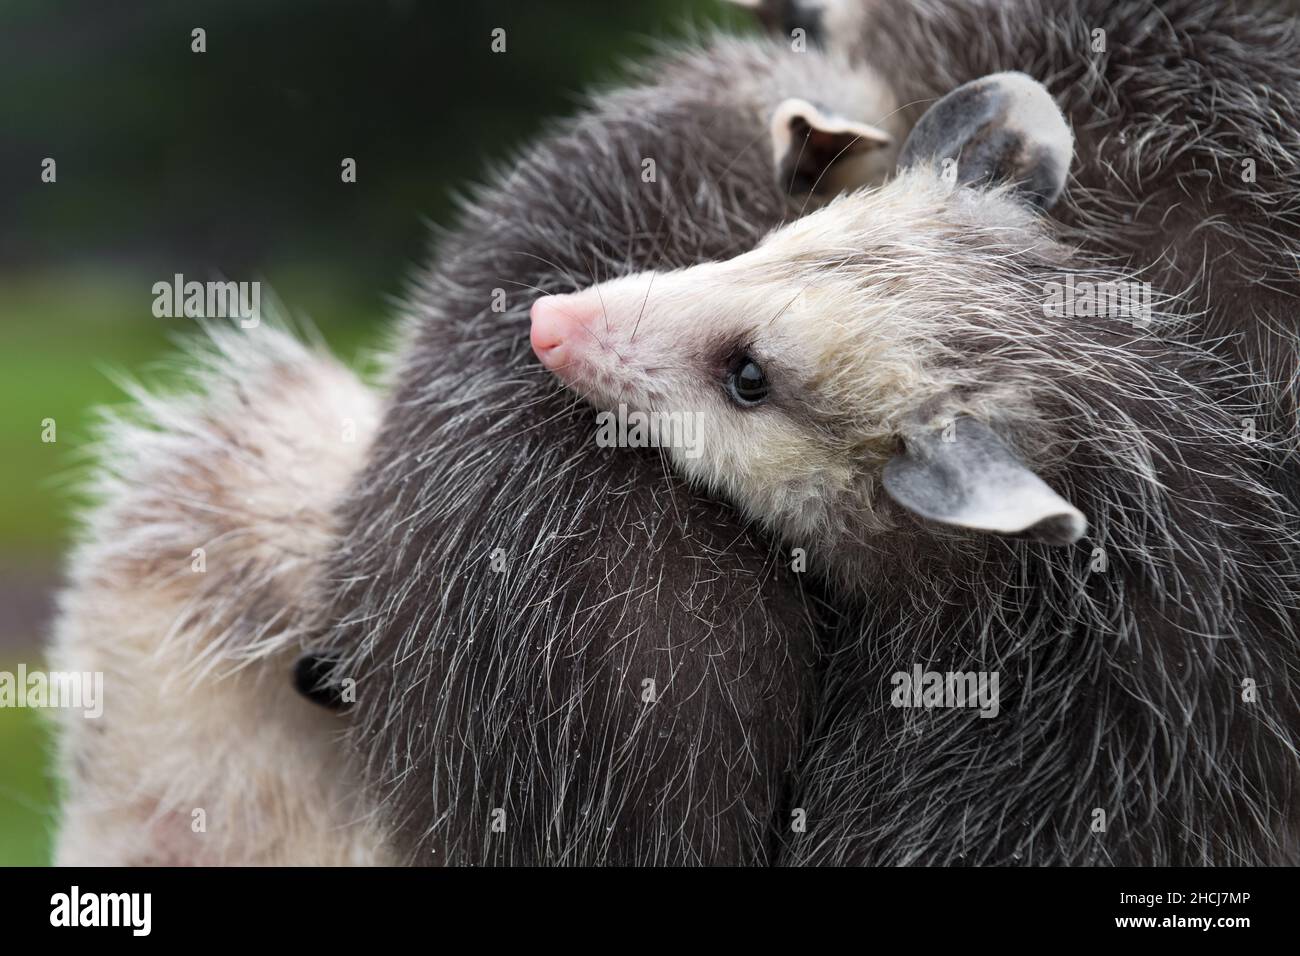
<box><xmin>0</xmin><ymin>0</ymin><xmax>749</xmax><ymax>865</ymax></box>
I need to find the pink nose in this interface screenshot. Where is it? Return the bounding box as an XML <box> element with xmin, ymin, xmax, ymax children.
<box><xmin>530</xmin><ymin>294</ymin><xmax>587</xmax><ymax>371</ymax></box>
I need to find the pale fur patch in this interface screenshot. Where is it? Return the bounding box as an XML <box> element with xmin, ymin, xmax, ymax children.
<box><xmin>49</xmin><ymin>319</ymin><xmax>390</xmax><ymax>866</ymax></box>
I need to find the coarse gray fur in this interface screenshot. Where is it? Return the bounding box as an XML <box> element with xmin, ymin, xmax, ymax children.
<box><xmin>317</xmin><ymin>35</ymin><xmax>902</xmax><ymax>865</ymax></box>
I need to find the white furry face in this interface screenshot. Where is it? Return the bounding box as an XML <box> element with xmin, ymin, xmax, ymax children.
<box><xmin>531</xmin><ymin>172</ymin><xmax>1056</xmax><ymax>547</ymax></box>
<box><xmin>533</xmin><ymin>258</ymin><xmax>877</xmax><ymax>541</ymax></box>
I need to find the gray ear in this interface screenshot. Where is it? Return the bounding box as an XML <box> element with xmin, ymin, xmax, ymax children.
<box><xmin>898</xmin><ymin>72</ymin><xmax>1073</xmax><ymax>209</ymax></box>
<box><xmin>882</xmin><ymin>416</ymin><xmax>1086</xmax><ymax>545</ymax></box>
<box><xmin>771</xmin><ymin>97</ymin><xmax>893</xmax><ymax>197</ymax></box>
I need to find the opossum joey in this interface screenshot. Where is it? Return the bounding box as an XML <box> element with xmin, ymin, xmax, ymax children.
<box><xmin>531</xmin><ymin>73</ymin><xmax>1089</xmax><ymax>591</ymax></box>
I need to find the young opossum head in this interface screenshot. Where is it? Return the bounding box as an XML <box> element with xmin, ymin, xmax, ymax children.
<box><xmin>531</xmin><ymin>73</ymin><xmax>1089</xmax><ymax>577</ymax></box>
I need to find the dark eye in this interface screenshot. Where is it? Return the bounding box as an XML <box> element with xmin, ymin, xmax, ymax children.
<box><xmin>726</xmin><ymin>356</ymin><xmax>769</xmax><ymax>406</ymax></box>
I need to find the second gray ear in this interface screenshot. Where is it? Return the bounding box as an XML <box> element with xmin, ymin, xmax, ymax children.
<box><xmin>898</xmin><ymin>72</ymin><xmax>1073</xmax><ymax>209</ymax></box>
<box><xmin>882</xmin><ymin>416</ymin><xmax>1086</xmax><ymax>546</ymax></box>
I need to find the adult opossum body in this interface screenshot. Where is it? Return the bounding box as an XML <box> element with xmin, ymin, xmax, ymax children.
<box><xmin>775</xmin><ymin>0</ymin><xmax>1300</xmax><ymax>429</ymax></box>
<box><xmin>50</xmin><ymin>324</ymin><xmax>391</xmax><ymax>865</ymax></box>
<box><xmin>532</xmin><ymin>74</ymin><xmax>1300</xmax><ymax>864</ymax></box>
<box><xmin>317</xmin><ymin>37</ymin><xmax>902</xmax><ymax>865</ymax></box>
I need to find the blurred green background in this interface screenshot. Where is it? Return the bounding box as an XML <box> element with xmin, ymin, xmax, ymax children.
<box><xmin>0</xmin><ymin>0</ymin><xmax>749</xmax><ymax>865</ymax></box>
